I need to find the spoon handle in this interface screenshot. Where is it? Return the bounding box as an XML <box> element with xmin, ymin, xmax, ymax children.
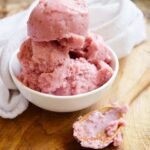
<box><xmin>120</xmin><ymin>69</ymin><xmax>150</xmax><ymax>106</ymax></box>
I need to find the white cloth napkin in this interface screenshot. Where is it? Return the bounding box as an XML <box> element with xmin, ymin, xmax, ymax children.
<box><xmin>0</xmin><ymin>0</ymin><xmax>146</xmax><ymax>119</ymax></box>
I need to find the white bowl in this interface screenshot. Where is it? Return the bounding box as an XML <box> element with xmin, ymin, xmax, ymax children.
<box><xmin>9</xmin><ymin>47</ymin><xmax>119</xmax><ymax>112</ymax></box>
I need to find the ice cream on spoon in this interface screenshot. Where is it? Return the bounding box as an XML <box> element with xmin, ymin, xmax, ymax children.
<box><xmin>73</xmin><ymin>104</ymin><xmax>128</xmax><ymax>149</ymax></box>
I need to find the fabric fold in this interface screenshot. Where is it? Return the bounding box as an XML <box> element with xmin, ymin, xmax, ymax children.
<box><xmin>0</xmin><ymin>77</ymin><xmax>28</xmax><ymax>119</ymax></box>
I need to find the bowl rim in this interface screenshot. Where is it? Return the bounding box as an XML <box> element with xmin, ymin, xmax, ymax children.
<box><xmin>9</xmin><ymin>46</ymin><xmax>119</xmax><ymax>100</ymax></box>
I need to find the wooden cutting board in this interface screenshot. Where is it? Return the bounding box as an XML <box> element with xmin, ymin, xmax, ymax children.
<box><xmin>0</xmin><ymin>0</ymin><xmax>150</xmax><ymax>149</ymax></box>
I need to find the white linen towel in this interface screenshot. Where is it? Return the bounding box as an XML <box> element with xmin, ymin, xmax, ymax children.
<box><xmin>0</xmin><ymin>0</ymin><xmax>146</xmax><ymax>118</ymax></box>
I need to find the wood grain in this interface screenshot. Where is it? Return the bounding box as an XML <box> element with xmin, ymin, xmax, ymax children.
<box><xmin>0</xmin><ymin>0</ymin><xmax>150</xmax><ymax>150</ymax></box>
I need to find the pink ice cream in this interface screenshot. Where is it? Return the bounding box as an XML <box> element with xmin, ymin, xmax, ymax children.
<box><xmin>73</xmin><ymin>105</ymin><xmax>128</xmax><ymax>149</ymax></box>
<box><xmin>18</xmin><ymin>0</ymin><xmax>114</xmax><ymax>96</ymax></box>
<box><xmin>18</xmin><ymin>35</ymin><xmax>113</xmax><ymax>95</ymax></box>
<box><xmin>28</xmin><ymin>0</ymin><xmax>89</xmax><ymax>42</ymax></box>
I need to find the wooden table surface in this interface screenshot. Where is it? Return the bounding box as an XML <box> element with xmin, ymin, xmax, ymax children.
<box><xmin>0</xmin><ymin>0</ymin><xmax>150</xmax><ymax>150</ymax></box>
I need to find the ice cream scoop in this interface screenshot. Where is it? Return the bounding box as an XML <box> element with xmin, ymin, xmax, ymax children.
<box><xmin>28</xmin><ymin>0</ymin><xmax>89</xmax><ymax>42</ymax></box>
<box><xmin>73</xmin><ymin>104</ymin><xmax>128</xmax><ymax>149</ymax></box>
